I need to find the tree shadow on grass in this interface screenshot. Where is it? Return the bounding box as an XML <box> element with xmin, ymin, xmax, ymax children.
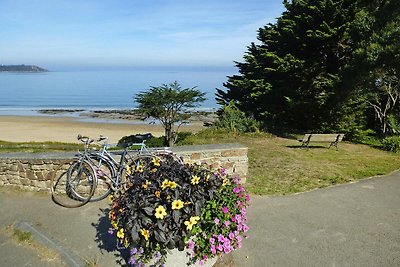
<box><xmin>91</xmin><ymin>208</ymin><xmax>130</xmax><ymax>266</ymax></box>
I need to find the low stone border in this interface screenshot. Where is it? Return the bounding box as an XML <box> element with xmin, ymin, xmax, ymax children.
<box><xmin>0</xmin><ymin>143</ymin><xmax>248</xmax><ymax>192</ymax></box>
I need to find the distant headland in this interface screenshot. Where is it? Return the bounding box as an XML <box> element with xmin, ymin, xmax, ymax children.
<box><xmin>0</xmin><ymin>64</ymin><xmax>48</xmax><ymax>72</ymax></box>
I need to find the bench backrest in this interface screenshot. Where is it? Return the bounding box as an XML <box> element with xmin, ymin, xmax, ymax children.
<box><xmin>300</xmin><ymin>133</ymin><xmax>344</xmax><ymax>142</ymax></box>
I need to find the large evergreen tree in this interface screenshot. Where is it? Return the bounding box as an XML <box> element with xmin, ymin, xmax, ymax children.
<box><xmin>217</xmin><ymin>0</ymin><xmax>400</xmax><ymax>134</ymax></box>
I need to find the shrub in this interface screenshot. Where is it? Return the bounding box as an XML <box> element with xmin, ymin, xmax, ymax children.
<box><xmin>118</xmin><ymin>134</ymin><xmax>164</xmax><ymax>148</ymax></box>
<box><xmin>382</xmin><ymin>136</ymin><xmax>400</xmax><ymax>153</ymax></box>
<box><xmin>214</xmin><ymin>101</ymin><xmax>260</xmax><ymax>133</ymax></box>
<box><xmin>346</xmin><ymin>129</ymin><xmax>381</xmax><ymax>146</ymax></box>
<box><xmin>107</xmin><ymin>156</ymin><xmax>249</xmax><ymax>266</ymax></box>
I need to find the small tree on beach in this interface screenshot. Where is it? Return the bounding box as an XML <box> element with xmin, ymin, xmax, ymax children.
<box><xmin>134</xmin><ymin>81</ymin><xmax>206</xmax><ymax>146</ymax></box>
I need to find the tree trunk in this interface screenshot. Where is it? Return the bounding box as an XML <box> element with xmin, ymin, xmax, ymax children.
<box><xmin>164</xmin><ymin>124</ymin><xmax>174</xmax><ymax>147</ymax></box>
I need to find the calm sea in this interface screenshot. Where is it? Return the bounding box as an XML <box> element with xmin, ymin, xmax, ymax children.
<box><xmin>0</xmin><ymin>67</ymin><xmax>235</xmax><ymax>115</ymax></box>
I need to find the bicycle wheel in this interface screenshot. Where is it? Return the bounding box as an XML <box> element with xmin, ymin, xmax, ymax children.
<box><xmin>66</xmin><ymin>159</ymin><xmax>97</xmax><ymax>203</ymax></box>
<box><xmin>88</xmin><ymin>154</ymin><xmax>116</xmax><ymax>202</ymax></box>
<box><xmin>50</xmin><ymin>159</ymin><xmax>95</xmax><ymax>208</ymax></box>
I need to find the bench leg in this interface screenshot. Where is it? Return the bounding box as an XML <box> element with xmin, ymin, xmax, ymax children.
<box><xmin>329</xmin><ymin>141</ymin><xmax>339</xmax><ymax>150</ymax></box>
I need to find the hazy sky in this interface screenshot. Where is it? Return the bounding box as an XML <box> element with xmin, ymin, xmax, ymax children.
<box><xmin>0</xmin><ymin>0</ymin><xmax>284</xmax><ymax>69</ymax></box>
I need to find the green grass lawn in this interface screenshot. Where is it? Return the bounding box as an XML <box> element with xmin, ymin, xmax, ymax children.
<box><xmin>181</xmin><ymin>129</ymin><xmax>400</xmax><ymax>195</ymax></box>
<box><xmin>2</xmin><ymin>130</ymin><xmax>400</xmax><ymax>196</ymax></box>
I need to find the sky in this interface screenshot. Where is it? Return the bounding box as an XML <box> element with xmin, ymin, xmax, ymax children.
<box><xmin>0</xmin><ymin>0</ymin><xmax>285</xmax><ymax>69</ymax></box>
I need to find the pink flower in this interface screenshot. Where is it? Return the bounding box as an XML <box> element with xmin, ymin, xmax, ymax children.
<box><xmin>222</xmin><ymin>206</ymin><xmax>229</xmax><ymax>213</ymax></box>
<box><xmin>236</xmin><ymin>201</ymin><xmax>243</xmax><ymax>207</ymax></box>
<box><xmin>210</xmin><ymin>245</ymin><xmax>217</xmax><ymax>254</ymax></box>
<box><xmin>217</xmin><ymin>244</ymin><xmax>224</xmax><ymax>251</ymax></box>
<box><xmin>199</xmin><ymin>260</ymin><xmax>204</xmax><ymax>266</ymax></box>
<box><xmin>229</xmin><ymin>232</ymin><xmax>235</xmax><ymax>240</ymax></box>
<box><xmin>235</xmin><ymin>214</ymin><xmax>242</xmax><ymax>223</ymax></box>
<box><xmin>224</xmin><ymin>221</ymin><xmax>231</xmax><ymax>227</ymax></box>
<box><xmin>218</xmin><ymin>234</ymin><xmax>225</xmax><ymax>242</ymax></box>
<box><xmin>209</xmin><ymin>237</ymin><xmax>215</xmax><ymax>244</ymax></box>
<box><xmin>187</xmin><ymin>239</ymin><xmax>195</xmax><ymax>250</ymax></box>
<box><xmin>233</xmin><ymin>187</ymin><xmax>241</xmax><ymax>194</ymax></box>
<box><xmin>214</xmin><ymin>218</ymin><xmax>220</xmax><ymax>225</ymax></box>
<box><xmin>241</xmin><ymin>207</ymin><xmax>247</xmax><ymax>216</ymax></box>
<box><xmin>243</xmin><ymin>224</ymin><xmax>249</xmax><ymax>232</ymax></box>
<box><xmin>246</xmin><ymin>194</ymin><xmax>251</xmax><ymax>202</ymax></box>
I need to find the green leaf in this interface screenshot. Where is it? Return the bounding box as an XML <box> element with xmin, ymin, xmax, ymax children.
<box><xmin>142</xmin><ymin>207</ymin><xmax>154</xmax><ymax>216</ymax></box>
<box><xmin>154</xmin><ymin>229</ymin><xmax>168</xmax><ymax>244</ymax></box>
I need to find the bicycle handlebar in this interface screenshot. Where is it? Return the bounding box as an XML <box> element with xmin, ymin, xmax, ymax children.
<box><xmin>77</xmin><ymin>134</ymin><xmax>94</xmax><ymax>145</ymax></box>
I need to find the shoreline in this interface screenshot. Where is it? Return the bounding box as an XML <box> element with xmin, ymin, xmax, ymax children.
<box><xmin>0</xmin><ymin>115</ymin><xmax>206</xmax><ymax>143</ymax></box>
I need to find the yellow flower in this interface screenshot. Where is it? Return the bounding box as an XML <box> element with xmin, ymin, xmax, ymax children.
<box><xmin>184</xmin><ymin>220</ymin><xmax>194</xmax><ymax>231</ymax></box>
<box><xmin>191</xmin><ymin>175</ymin><xmax>200</xmax><ymax>185</ymax></box>
<box><xmin>184</xmin><ymin>216</ymin><xmax>200</xmax><ymax>231</ymax></box>
<box><xmin>126</xmin><ymin>165</ymin><xmax>132</xmax><ymax>175</ymax></box>
<box><xmin>171</xmin><ymin>199</ymin><xmax>184</xmax><ymax>210</ymax></box>
<box><xmin>152</xmin><ymin>157</ymin><xmax>161</xmax><ymax>166</ymax></box>
<box><xmin>142</xmin><ymin>180</ymin><xmax>151</xmax><ymax>189</ymax></box>
<box><xmin>222</xmin><ymin>178</ymin><xmax>229</xmax><ymax>186</ymax></box>
<box><xmin>141</xmin><ymin>228</ymin><xmax>150</xmax><ymax>241</ymax></box>
<box><xmin>155</xmin><ymin>190</ymin><xmax>161</xmax><ymax>198</ymax></box>
<box><xmin>108</xmin><ymin>195</ymin><xmax>114</xmax><ymax>203</ymax></box>
<box><xmin>136</xmin><ymin>164</ymin><xmax>144</xmax><ymax>173</ymax></box>
<box><xmin>117</xmin><ymin>228</ymin><xmax>124</xmax><ymax>239</ymax></box>
<box><xmin>205</xmin><ymin>174</ymin><xmax>210</xmax><ymax>182</ymax></box>
<box><xmin>168</xmin><ymin>181</ymin><xmax>177</xmax><ymax>189</ymax></box>
<box><xmin>150</xmin><ymin>168</ymin><xmax>158</xmax><ymax>173</ymax></box>
<box><xmin>155</xmin><ymin>205</ymin><xmax>167</xmax><ymax>219</ymax></box>
<box><xmin>111</xmin><ymin>221</ymin><xmax>118</xmax><ymax>229</ymax></box>
<box><xmin>161</xmin><ymin>179</ymin><xmax>170</xmax><ymax>190</ymax></box>
<box><xmin>108</xmin><ymin>210</ymin><xmax>116</xmax><ymax>220</ymax></box>
<box><xmin>190</xmin><ymin>216</ymin><xmax>200</xmax><ymax>223</ymax></box>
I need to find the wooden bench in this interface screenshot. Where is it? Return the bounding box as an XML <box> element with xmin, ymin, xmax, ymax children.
<box><xmin>298</xmin><ymin>133</ymin><xmax>344</xmax><ymax>149</ymax></box>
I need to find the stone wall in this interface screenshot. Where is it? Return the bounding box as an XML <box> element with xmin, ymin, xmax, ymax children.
<box><xmin>0</xmin><ymin>143</ymin><xmax>248</xmax><ymax>192</ymax></box>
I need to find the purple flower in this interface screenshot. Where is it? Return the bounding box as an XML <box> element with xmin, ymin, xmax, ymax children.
<box><xmin>233</xmin><ymin>187</ymin><xmax>241</xmax><ymax>194</ymax></box>
<box><xmin>108</xmin><ymin>228</ymin><xmax>114</xmax><ymax>235</ymax></box>
<box><xmin>222</xmin><ymin>206</ymin><xmax>229</xmax><ymax>213</ymax></box>
<box><xmin>214</xmin><ymin>218</ymin><xmax>220</xmax><ymax>225</ymax></box>
<box><xmin>130</xmin><ymin>248</ymin><xmax>138</xmax><ymax>255</ymax></box>
<box><xmin>220</xmin><ymin>168</ymin><xmax>227</xmax><ymax>175</ymax></box>
<box><xmin>155</xmin><ymin>252</ymin><xmax>162</xmax><ymax>260</ymax></box>
<box><xmin>128</xmin><ymin>256</ymin><xmax>136</xmax><ymax>265</ymax></box>
<box><xmin>138</xmin><ymin>247</ymin><xmax>144</xmax><ymax>254</ymax></box>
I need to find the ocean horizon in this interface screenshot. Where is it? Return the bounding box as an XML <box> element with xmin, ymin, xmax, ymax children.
<box><xmin>0</xmin><ymin>67</ymin><xmax>235</xmax><ymax>116</ymax></box>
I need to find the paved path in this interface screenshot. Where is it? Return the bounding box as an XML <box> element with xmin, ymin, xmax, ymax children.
<box><xmin>0</xmin><ymin>172</ymin><xmax>399</xmax><ymax>267</ymax></box>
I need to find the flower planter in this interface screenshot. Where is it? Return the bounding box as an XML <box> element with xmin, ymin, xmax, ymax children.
<box><xmin>162</xmin><ymin>249</ymin><xmax>217</xmax><ymax>267</ymax></box>
<box><xmin>108</xmin><ymin>155</ymin><xmax>249</xmax><ymax>266</ymax></box>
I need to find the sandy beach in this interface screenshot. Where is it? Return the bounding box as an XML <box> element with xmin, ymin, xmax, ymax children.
<box><xmin>0</xmin><ymin>115</ymin><xmax>205</xmax><ymax>143</ymax></box>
